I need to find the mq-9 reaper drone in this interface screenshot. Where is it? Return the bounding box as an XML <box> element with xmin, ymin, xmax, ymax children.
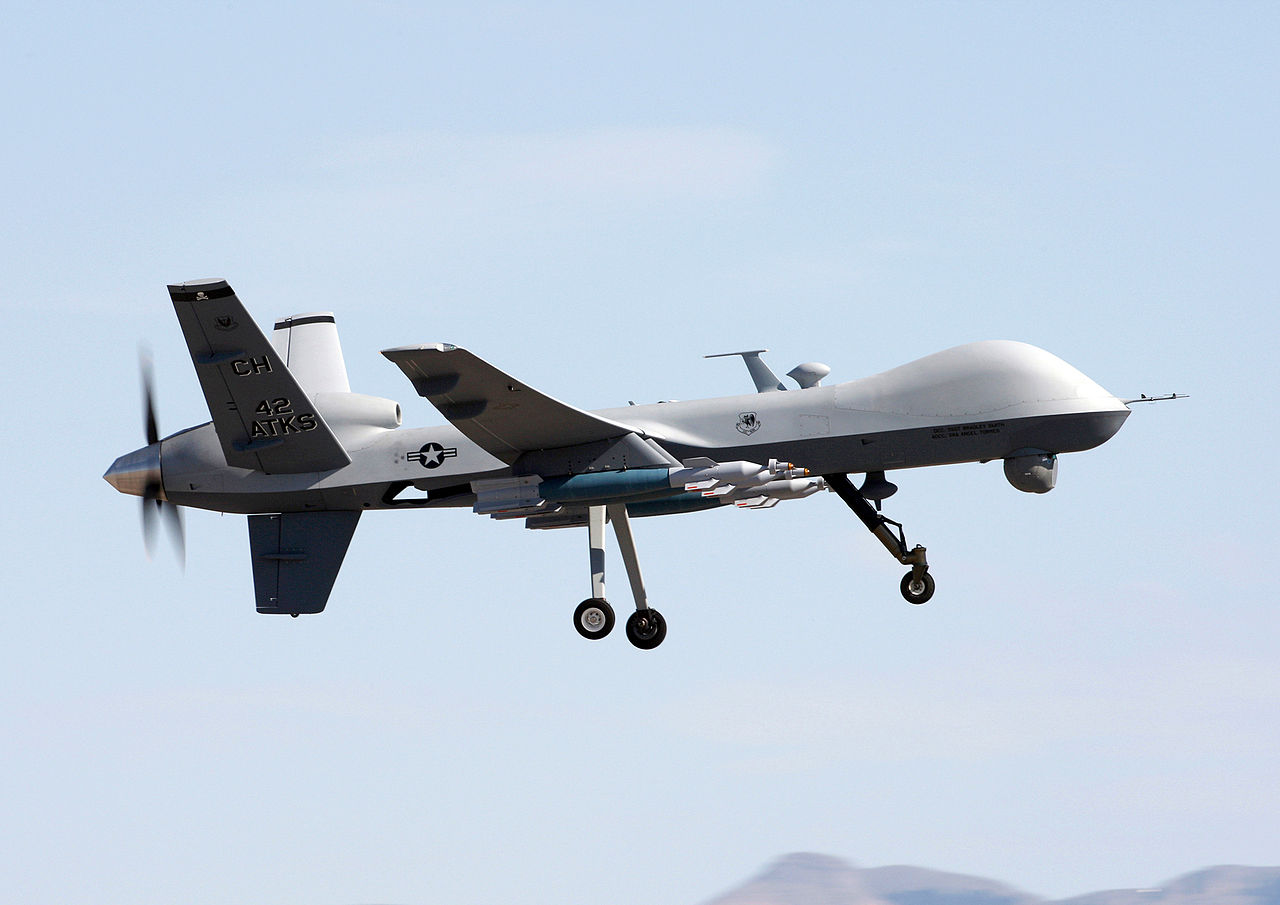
<box><xmin>105</xmin><ymin>280</ymin><xmax>1178</xmax><ymax>649</ymax></box>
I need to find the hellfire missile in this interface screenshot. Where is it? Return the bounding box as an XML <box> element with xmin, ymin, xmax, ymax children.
<box><xmin>537</xmin><ymin>459</ymin><xmax>802</xmax><ymax>504</ymax></box>
<box><xmin>733</xmin><ymin>477</ymin><xmax>828</xmax><ymax>509</ymax></box>
<box><xmin>681</xmin><ymin>458</ymin><xmax>809</xmax><ymax>494</ymax></box>
<box><xmin>679</xmin><ymin>458</ymin><xmax>771</xmax><ymax>492</ymax></box>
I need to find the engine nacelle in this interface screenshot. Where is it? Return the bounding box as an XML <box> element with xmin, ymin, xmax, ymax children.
<box><xmin>1004</xmin><ymin>451</ymin><xmax>1058</xmax><ymax>494</ymax></box>
<box><xmin>314</xmin><ymin>392</ymin><xmax>403</xmax><ymax>448</ymax></box>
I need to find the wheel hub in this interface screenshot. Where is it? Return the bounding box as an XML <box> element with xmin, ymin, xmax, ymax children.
<box><xmin>573</xmin><ymin>598</ymin><xmax>615</xmax><ymax>640</ymax></box>
<box><xmin>624</xmin><ymin>608</ymin><xmax>667</xmax><ymax>649</ymax></box>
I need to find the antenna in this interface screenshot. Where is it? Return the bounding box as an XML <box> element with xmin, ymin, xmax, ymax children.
<box><xmin>705</xmin><ymin>350</ymin><xmax>786</xmax><ymax>393</ymax></box>
<box><xmin>1121</xmin><ymin>393</ymin><xmax>1188</xmax><ymax>405</ymax></box>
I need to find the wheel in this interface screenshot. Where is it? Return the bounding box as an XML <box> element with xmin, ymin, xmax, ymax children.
<box><xmin>625</xmin><ymin>608</ymin><xmax>667</xmax><ymax>650</ymax></box>
<box><xmin>900</xmin><ymin>571</ymin><xmax>935</xmax><ymax>605</ymax></box>
<box><xmin>573</xmin><ymin>598</ymin><xmax>615</xmax><ymax>640</ymax></box>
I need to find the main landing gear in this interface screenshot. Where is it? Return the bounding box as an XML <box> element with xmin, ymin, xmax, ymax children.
<box><xmin>573</xmin><ymin>503</ymin><xmax>667</xmax><ymax>649</ymax></box>
<box><xmin>824</xmin><ymin>472</ymin><xmax>934</xmax><ymax>605</ymax></box>
<box><xmin>573</xmin><ymin>598</ymin><xmax>615</xmax><ymax>639</ymax></box>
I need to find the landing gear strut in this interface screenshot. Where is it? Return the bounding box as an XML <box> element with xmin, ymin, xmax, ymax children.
<box><xmin>824</xmin><ymin>472</ymin><xmax>933</xmax><ymax>604</ymax></box>
<box><xmin>576</xmin><ymin>503</ymin><xmax>666</xmax><ymax>649</ymax></box>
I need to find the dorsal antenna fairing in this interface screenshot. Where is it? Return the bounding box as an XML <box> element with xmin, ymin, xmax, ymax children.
<box><xmin>706</xmin><ymin>351</ymin><xmax>833</xmax><ymax>392</ymax></box>
<box><xmin>787</xmin><ymin>362</ymin><xmax>831</xmax><ymax>389</ymax></box>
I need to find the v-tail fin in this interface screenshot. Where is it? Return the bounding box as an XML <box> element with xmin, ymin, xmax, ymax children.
<box><xmin>248</xmin><ymin>511</ymin><xmax>361</xmax><ymax>615</ymax></box>
<box><xmin>169</xmin><ymin>280</ymin><xmax>351</xmax><ymax>474</ymax></box>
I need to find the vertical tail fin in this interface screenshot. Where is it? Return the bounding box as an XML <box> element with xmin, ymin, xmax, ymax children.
<box><xmin>249</xmin><ymin>511</ymin><xmax>361</xmax><ymax>614</ymax></box>
<box><xmin>169</xmin><ymin>281</ymin><xmax>351</xmax><ymax>474</ymax></box>
<box><xmin>271</xmin><ymin>313</ymin><xmax>351</xmax><ymax>396</ymax></box>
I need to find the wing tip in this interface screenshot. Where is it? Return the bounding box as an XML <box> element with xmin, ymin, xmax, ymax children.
<box><xmin>380</xmin><ymin>343</ymin><xmax>458</xmax><ymax>360</ymax></box>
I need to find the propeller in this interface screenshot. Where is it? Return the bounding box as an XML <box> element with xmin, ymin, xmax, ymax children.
<box><xmin>139</xmin><ymin>350</ymin><xmax>185</xmax><ymax>566</ymax></box>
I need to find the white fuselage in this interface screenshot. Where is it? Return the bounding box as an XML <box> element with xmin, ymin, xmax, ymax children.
<box><xmin>153</xmin><ymin>341</ymin><xmax>1129</xmax><ymax>515</ymax></box>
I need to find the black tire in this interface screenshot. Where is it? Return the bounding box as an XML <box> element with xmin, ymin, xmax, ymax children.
<box><xmin>574</xmin><ymin>598</ymin><xmax>615</xmax><ymax>639</ymax></box>
<box><xmin>900</xmin><ymin>571</ymin><xmax>935</xmax><ymax>605</ymax></box>
<box><xmin>625</xmin><ymin>608</ymin><xmax>667</xmax><ymax>650</ymax></box>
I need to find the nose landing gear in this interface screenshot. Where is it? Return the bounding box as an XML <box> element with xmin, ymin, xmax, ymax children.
<box><xmin>900</xmin><ymin>571</ymin><xmax>935</xmax><ymax>605</ymax></box>
<box><xmin>824</xmin><ymin>472</ymin><xmax>934</xmax><ymax>605</ymax></box>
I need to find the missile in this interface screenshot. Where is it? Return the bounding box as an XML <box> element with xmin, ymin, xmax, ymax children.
<box><xmin>484</xmin><ymin>459</ymin><xmax>818</xmax><ymax>513</ymax></box>
<box><xmin>682</xmin><ymin>458</ymin><xmax>810</xmax><ymax>494</ymax></box>
<box><xmin>677</xmin><ymin>458</ymin><xmax>772</xmax><ymax>491</ymax></box>
<box><xmin>538</xmin><ymin>459</ymin><xmax>804</xmax><ymax>504</ymax></box>
<box><xmin>733</xmin><ymin>477</ymin><xmax>827</xmax><ymax>508</ymax></box>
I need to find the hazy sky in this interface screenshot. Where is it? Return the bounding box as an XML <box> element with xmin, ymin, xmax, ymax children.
<box><xmin>2</xmin><ymin>3</ymin><xmax>1277</xmax><ymax>903</ymax></box>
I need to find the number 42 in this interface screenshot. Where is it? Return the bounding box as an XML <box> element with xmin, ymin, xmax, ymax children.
<box><xmin>256</xmin><ymin>398</ymin><xmax>292</xmax><ymax>416</ymax></box>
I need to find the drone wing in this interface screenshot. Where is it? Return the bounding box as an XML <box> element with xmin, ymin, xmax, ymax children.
<box><xmin>382</xmin><ymin>344</ymin><xmax>637</xmax><ymax>463</ymax></box>
<box><xmin>169</xmin><ymin>280</ymin><xmax>351</xmax><ymax>474</ymax></box>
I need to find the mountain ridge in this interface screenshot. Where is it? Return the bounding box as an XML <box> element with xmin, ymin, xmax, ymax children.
<box><xmin>701</xmin><ymin>853</ymin><xmax>1280</xmax><ymax>905</ymax></box>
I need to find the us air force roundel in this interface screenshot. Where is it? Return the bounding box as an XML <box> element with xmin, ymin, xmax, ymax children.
<box><xmin>408</xmin><ymin>442</ymin><xmax>458</xmax><ymax>469</ymax></box>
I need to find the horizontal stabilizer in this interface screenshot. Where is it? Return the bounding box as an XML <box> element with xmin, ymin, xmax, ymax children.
<box><xmin>169</xmin><ymin>280</ymin><xmax>351</xmax><ymax>474</ymax></box>
<box><xmin>248</xmin><ymin>511</ymin><xmax>361</xmax><ymax>614</ymax></box>
<box><xmin>382</xmin><ymin>344</ymin><xmax>637</xmax><ymax>463</ymax></box>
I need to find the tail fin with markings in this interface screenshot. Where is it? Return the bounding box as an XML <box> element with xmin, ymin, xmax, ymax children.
<box><xmin>169</xmin><ymin>279</ymin><xmax>351</xmax><ymax>474</ymax></box>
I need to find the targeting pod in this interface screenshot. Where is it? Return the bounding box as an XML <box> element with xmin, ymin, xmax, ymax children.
<box><xmin>1004</xmin><ymin>450</ymin><xmax>1058</xmax><ymax>493</ymax></box>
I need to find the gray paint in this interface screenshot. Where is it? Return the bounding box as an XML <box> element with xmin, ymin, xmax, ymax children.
<box><xmin>249</xmin><ymin>511</ymin><xmax>361</xmax><ymax>615</ymax></box>
<box><xmin>107</xmin><ymin>281</ymin><xmax>1143</xmax><ymax>615</ymax></box>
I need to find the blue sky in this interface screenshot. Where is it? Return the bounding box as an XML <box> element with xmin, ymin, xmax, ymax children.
<box><xmin>2</xmin><ymin>2</ymin><xmax>1277</xmax><ymax>903</ymax></box>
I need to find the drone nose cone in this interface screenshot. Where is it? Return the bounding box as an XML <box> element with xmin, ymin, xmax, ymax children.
<box><xmin>104</xmin><ymin>443</ymin><xmax>163</xmax><ymax>498</ymax></box>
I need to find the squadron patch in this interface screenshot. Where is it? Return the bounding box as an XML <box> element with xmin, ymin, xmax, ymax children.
<box><xmin>736</xmin><ymin>412</ymin><xmax>761</xmax><ymax>435</ymax></box>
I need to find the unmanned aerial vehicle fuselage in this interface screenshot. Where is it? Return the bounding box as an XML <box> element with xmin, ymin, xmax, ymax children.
<box><xmin>105</xmin><ymin>279</ymin><xmax>1164</xmax><ymax>649</ymax></box>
